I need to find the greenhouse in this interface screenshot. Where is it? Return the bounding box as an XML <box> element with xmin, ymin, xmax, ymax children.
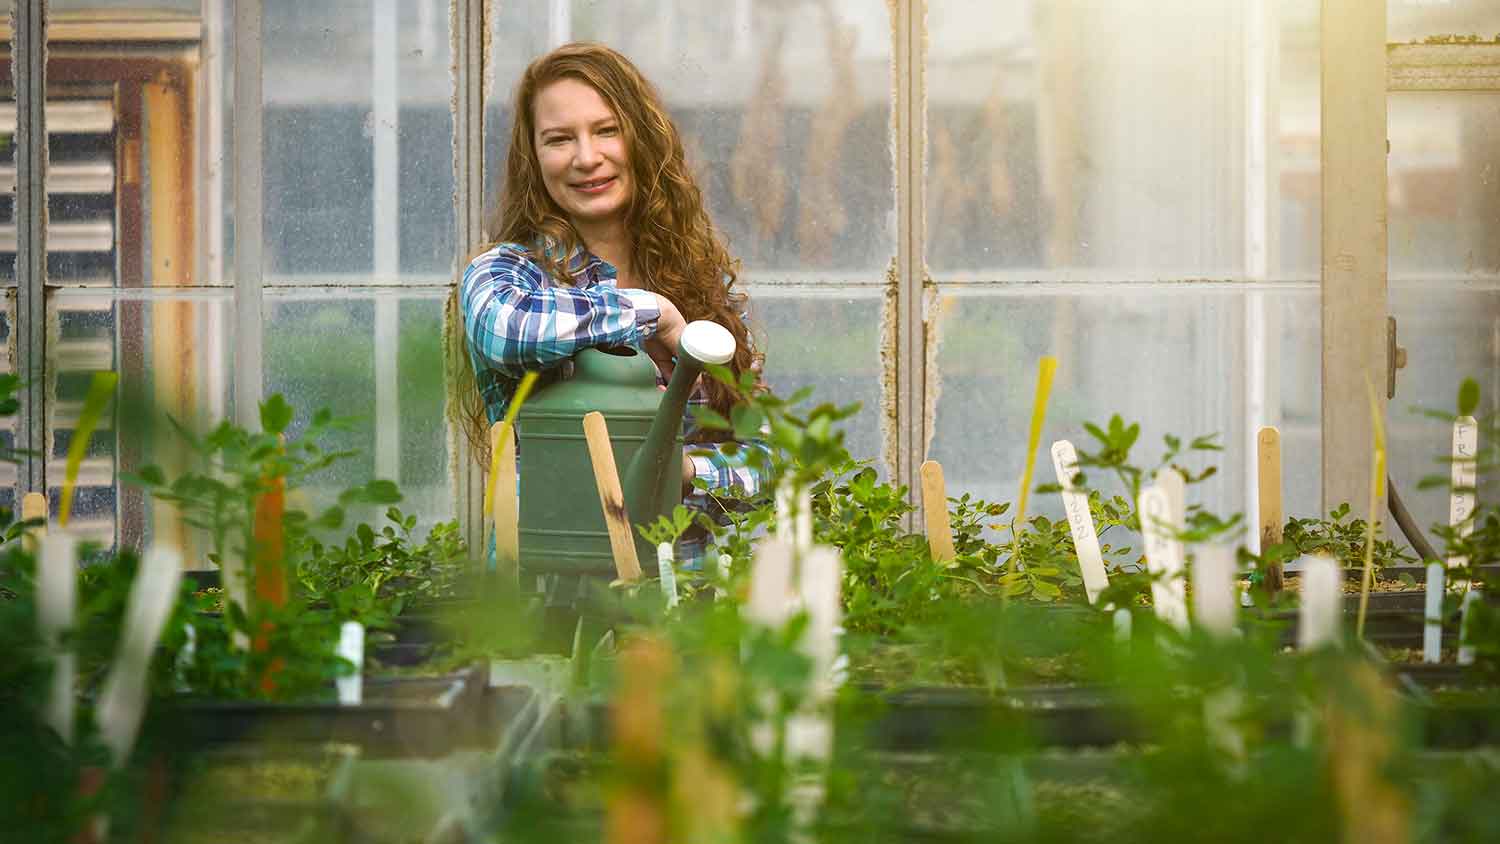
<box><xmin>3</xmin><ymin>0</ymin><xmax>1500</xmax><ymax>841</ymax></box>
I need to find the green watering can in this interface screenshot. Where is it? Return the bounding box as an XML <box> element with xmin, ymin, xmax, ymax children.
<box><xmin>515</xmin><ymin>320</ymin><xmax>736</xmax><ymax>576</ymax></box>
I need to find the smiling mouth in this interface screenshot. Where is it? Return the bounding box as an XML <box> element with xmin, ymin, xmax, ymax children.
<box><xmin>572</xmin><ymin>176</ymin><xmax>616</xmax><ymax>193</ymax></box>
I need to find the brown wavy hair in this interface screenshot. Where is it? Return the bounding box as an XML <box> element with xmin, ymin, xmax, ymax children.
<box><xmin>448</xmin><ymin>42</ymin><xmax>761</xmax><ymax>459</ymax></box>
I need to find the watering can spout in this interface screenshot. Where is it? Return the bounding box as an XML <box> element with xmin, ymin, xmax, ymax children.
<box><xmin>619</xmin><ymin>321</ymin><xmax>738</xmax><ymax>548</ymax></box>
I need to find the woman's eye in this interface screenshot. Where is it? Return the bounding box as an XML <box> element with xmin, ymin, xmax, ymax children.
<box><xmin>543</xmin><ymin>136</ymin><xmax>568</xmax><ymax>146</ymax></box>
<box><xmin>598</xmin><ymin>125</ymin><xmax>619</xmax><ymax>136</ymax></box>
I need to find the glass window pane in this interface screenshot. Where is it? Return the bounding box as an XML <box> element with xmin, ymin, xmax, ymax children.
<box><xmin>1388</xmin><ymin>1</ymin><xmax>1500</xmax><ymax>43</ymax></box>
<box><xmin>264</xmin><ymin>0</ymin><xmax>454</xmax><ymax>284</ymax></box>
<box><xmin>750</xmin><ymin>287</ymin><xmax>885</xmax><ymax>469</ymax></box>
<box><xmin>50</xmin><ymin>290</ymin><xmax>234</xmax><ymax>555</ymax></box>
<box><xmin>1389</xmin><ymin>91</ymin><xmax>1500</xmax><ymax>535</ymax></box>
<box><xmin>264</xmin><ymin>291</ymin><xmax>454</xmax><ymax>534</ymax></box>
<box><xmin>485</xmin><ymin>0</ymin><xmax>895</xmax><ymax>275</ymax></box>
<box><xmin>1389</xmin><ymin>93</ymin><xmax>1500</xmax><ymax>279</ymax></box>
<box><xmin>927</xmin><ymin>0</ymin><xmax>1321</xmax><ymax>280</ymax></box>
<box><xmin>927</xmin><ymin>286</ymin><xmax>1321</xmax><ymax>535</ymax></box>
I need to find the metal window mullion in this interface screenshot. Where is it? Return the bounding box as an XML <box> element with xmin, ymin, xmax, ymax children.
<box><xmin>373</xmin><ymin>0</ymin><xmax>400</xmax><ymax>484</ymax></box>
<box><xmin>233</xmin><ymin>0</ymin><xmax>265</xmax><ymax>431</ymax></box>
<box><xmin>455</xmin><ymin>0</ymin><xmax>487</xmax><ymax>553</ymax></box>
<box><xmin>895</xmin><ymin>0</ymin><xmax>927</xmax><ymax>513</ymax></box>
<box><xmin>1320</xmin><ymin>0</ymin><xmax>1387</xmax><ymax>515</ymax></box>
<box><xmin>14</xmin><ymin>0</ymin><xmax>46</xmax><ymax>494</ymax></box>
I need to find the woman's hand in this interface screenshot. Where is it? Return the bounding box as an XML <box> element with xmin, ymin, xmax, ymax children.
<box><xmin>645</xmin><ymin>293</ymin><xmax>687</xmax><ymax>379</ymax></box>
<box><xmin>682</xmin><ymin>454</ymin><xmax>696</xmax><ymax>497</ymax></box>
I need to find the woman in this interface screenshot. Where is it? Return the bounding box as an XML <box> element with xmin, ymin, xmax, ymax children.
<box><xmin>448</xmin><ymin>42</ymin><xmax>767</xmax><ymax>566</ymax></box>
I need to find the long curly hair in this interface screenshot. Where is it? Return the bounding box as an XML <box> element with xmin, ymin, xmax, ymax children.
<box><xmin>448</xmin><ymin>42</ymin><xmax>761</xmax><ymax>459</ymax></box>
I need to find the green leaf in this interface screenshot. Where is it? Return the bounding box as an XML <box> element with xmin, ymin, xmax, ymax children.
<box><xmin>1458</xmin><ymin>378</ymin><xmax>1480</xmax><ymax>416</ymax></box>
<box><xmin>260</xmin><ymin>394</ymin><xmax>294</xmax><ymax>434</ymax></box>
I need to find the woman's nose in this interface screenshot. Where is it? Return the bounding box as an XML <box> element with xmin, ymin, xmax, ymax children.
<box><xmin>573</xmin><ymin>135</ymin><xmax>603</xmax><ymax>168</ymax></box>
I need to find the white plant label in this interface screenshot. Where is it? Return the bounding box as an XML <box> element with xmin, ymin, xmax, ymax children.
<box><xmin>747</xmin><ymin>539</ymin><xmax>795</xmax><ymax>628</ymax></box>
<box><xmin>716</xmin><ymin>552</ymin><xmax>732</xmax><ymax>600</ymax></box>
<box><xmin>1139</xmin><ymin>485</ymin><xmax>1187</xmax><ymax>632</ymax></box>
<box><xmin>1458</xmin><ymin>589</ymin><xmax>1481</xmax><ymax>666</ymax></box>
<box><xmin>775</xmin><ymin>482</ymin><xmax>813</xmax><ymax>554</ymax></box>
<box><xmin>337</xmin><ymin>621</ymin><xmax>365</xmax><ymax>706</ymax></box>
<box><xmin>1155</xmin><ymin>467</ymin><xmax>1187</xmax><ymax>533</ymax></box>
<box><xmin>1113</xmin><ymin>608</ymin><xmax>1133</xmax><ymax>646</ymax></box>
<box><xmin>1192</xmin><ymin>543</ymin><xmax>1238</xmax><ymax>637</ymax></box>
<box><xmin>1298</xmin><ymin>554</ymin><xmax>1341</xmax><ymax>650</ymax></box>
<box><xmin>97</xmin><ymin>546</ymin><xmax>184</xmax><ymax>766</ymax></box>
<box><xmin>39</xmin><ymin>534</ymin><xmax>78</xmax><ymax>743</ymax></box>
<box><xmin>800</xmin><ymin>547</ymin><xmax>844</xmax><ymax>703</ymax></box>
<box><xmin>1051</xmin><ymin>440</ymin><xmax>1109</xmax><ymax>604</ymax></box>
<box><xmin>657</xmin><ymin>542</ymin><xmax>679</xmax><ymax>610</ymax></box>
<box><xmin>1448</xmin><ymin>416</ymin><xmax>1478</xmax><ymax>575</ymax></box>
<box><xmin>1424</xmin><ymin>562</ymin><xmax>1445</xmax><ymax>664</ymax></box>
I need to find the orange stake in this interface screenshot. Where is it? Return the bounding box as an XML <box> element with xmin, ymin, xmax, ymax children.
<box><xmin>251</xmin><ymin>465</ymin><xmax>288</xmax><ymax>695</ymax></box>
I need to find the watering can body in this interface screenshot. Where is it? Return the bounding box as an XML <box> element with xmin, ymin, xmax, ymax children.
<box><xmin>516</xmin><ymin>347</ymin><xmax>681</xmax><ymax>575</ymax></box>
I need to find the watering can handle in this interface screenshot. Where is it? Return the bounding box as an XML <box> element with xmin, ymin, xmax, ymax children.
<box><xmin>678</xmin><ymin>321</ymin><xmax>736</xmax><ymax>367</ymax></box>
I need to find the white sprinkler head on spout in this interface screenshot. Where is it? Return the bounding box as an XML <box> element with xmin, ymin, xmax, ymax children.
<box><xmin>680</xmin><ymin>320</ymin><xmax>736</xmax><ymax>366</ymax></box>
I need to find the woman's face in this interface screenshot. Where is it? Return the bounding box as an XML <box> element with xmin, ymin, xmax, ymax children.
<box><xmin>532</xmin><ymin>78</ymin><xmax>631</xmax><ymax>230</ymax></box>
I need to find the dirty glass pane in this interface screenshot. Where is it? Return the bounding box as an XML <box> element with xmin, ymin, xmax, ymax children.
<box><xmin>926</xmin><ymin>0</ymin><xmax>1321</xmax><ymax>280</ymax></box>
<box><xmin>48</xmin><ymin>290</ymin><xmax>233</xmax><ymax>556</ymax></box>
<box><xmin>1388</xmin><ymin>1</ymin><xmax>1500</xmax><ymax>43</ymax></box>
<box><xmin>0</xmin><ymin>295</ymin><xmax>12</xmax><ymax>517</ymax></box>
<box><xmin>1388</xmin><ymin>91</ymin><xmax>1500</xmax><ymax>536</ymax></box>
<box><xmin>263</xmin><ymin>291</ymin><xmax>454</xmax><ymax>537</ymax></box>
<box><xmin>749</xmin><ymin>287</ymin><xmax>885</xmax><ymax>469</ymax></box>
<box><xmin>264</xmin><ymin>0</ymin><xmax>454</xmax><ymax>284</ymax></box>
<box><xmin>1389</xmin><ymin>93</ymin><xmax>1500</xmax><ymax>279</ymax></box>
<box><xmin>50</xmin><ymin>1</ymin><xmax>199</xmax><ymax>11</ymax></box>
<box><xmin>927</xmin><ymin>286</ymin><xmax>1322</xmax><ymax>538</ymax></box>
<box><xmin>486</xmin><ymin>0</ymin><xmax>895</xmax><ymax>275</ymax></box>
<box><xmin>34</xmin><ymin>5</ymin><xmax>210</xmax><ymax>289</ymax></box>
<box><xmin>0</xmin><ymin>0</ymin><xmax>11</xmax><ymax>289</ymax></box>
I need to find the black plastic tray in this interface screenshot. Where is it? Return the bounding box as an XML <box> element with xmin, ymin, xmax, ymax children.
<box><xmin>161</xmin><ymin>665</ymin><xmax>537</xmax><ymax>758</ymax></box>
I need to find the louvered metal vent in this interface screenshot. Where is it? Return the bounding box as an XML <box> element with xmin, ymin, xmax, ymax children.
<box><xmin>1</xmin><ymin>95</ymin><xmax>119</xmax><ymax>545</ymax></box>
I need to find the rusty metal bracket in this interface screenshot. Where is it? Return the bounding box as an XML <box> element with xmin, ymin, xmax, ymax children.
<box><xmin>1386</xmin><ymin>315</ymin><xmax>1407</xmax><ymax>400</ymax></box>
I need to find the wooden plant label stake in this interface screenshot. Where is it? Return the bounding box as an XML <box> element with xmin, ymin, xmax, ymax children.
<box><xmin>490</xmin><ymin>421</ymin><xmax>519</xmax><ymax>581</ymax></box>
<box><xmin>39</xmin><ymin>533</ymin><xmax>78</xmax><ymax>743</ymax></box>
<box><xmin>657</xmin><ymin>542</ymin><xmax>679</xmax><ymax>610</ymax></box>
<box><xmin>1423</xmin><ymin>562</ymin><xmax>1445</xmax><ymax>664</ymax></box>
<box><xmin>1257</xmin><ymin>427</ymin><xmax>1285</xmax><ymax>592</ymax></box>
<box><xmin>1139</xmin><ymin>485</ymin><xmax>1187</xmax><ymax>632</ymax></box>
<box><xmin>1051</xmin><ymin>440</ymin><xmax>1109</xmax><ymax>604</ymax></box>
<box><xmin>581</xmin><ymin>411</ymin><xmax>642</xmax><ymax>582</ymax></box>
<box><xmin>97</xmin><ymin>545</ymin><xmax>184</xmax><ymax>766</ymax></box>
<box><xmin>919</xmin><ymin>460</ymin><xmax>958</xmax><ymax>564</ymax></box>
<box><xmin>1458</xmin><ymin>588</ymin><xmax>1481</xmax><ymax>666</ymax></box>
<box><xmin>1448</xmin><ymin>416</ymin><xmax>1478</xmax><ymax>580</ymax></box>
<box><xmin>21</xmin><ymin>491</ymin><xmax>47</xmax><ymax>553</ymax></box>
<box><xmin>1192</xmin><ymin>543</ymin><xmax>1237</xmax><ymax>637</ymax></box>
<box><xmin>1298</xmin><ymin>554</ymin><xmax>1341</xmax><ymax>650</ymax></box>
<box><xmin>337</xmin><ymin>621</ymin><xmax>365</xmax><ymax>706</ymax></box>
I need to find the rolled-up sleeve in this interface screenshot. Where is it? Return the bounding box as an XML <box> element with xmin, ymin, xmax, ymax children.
<box><xmin>460</xmin><ymin>246</ymin><xmax>660</xmax><ymax>377</ymax></box>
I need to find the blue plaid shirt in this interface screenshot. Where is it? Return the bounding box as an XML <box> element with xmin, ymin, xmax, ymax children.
<box><xmin>461</xmin><ymin>242</ymin><xmax>770</xmax><ymax>568</ymax></box>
